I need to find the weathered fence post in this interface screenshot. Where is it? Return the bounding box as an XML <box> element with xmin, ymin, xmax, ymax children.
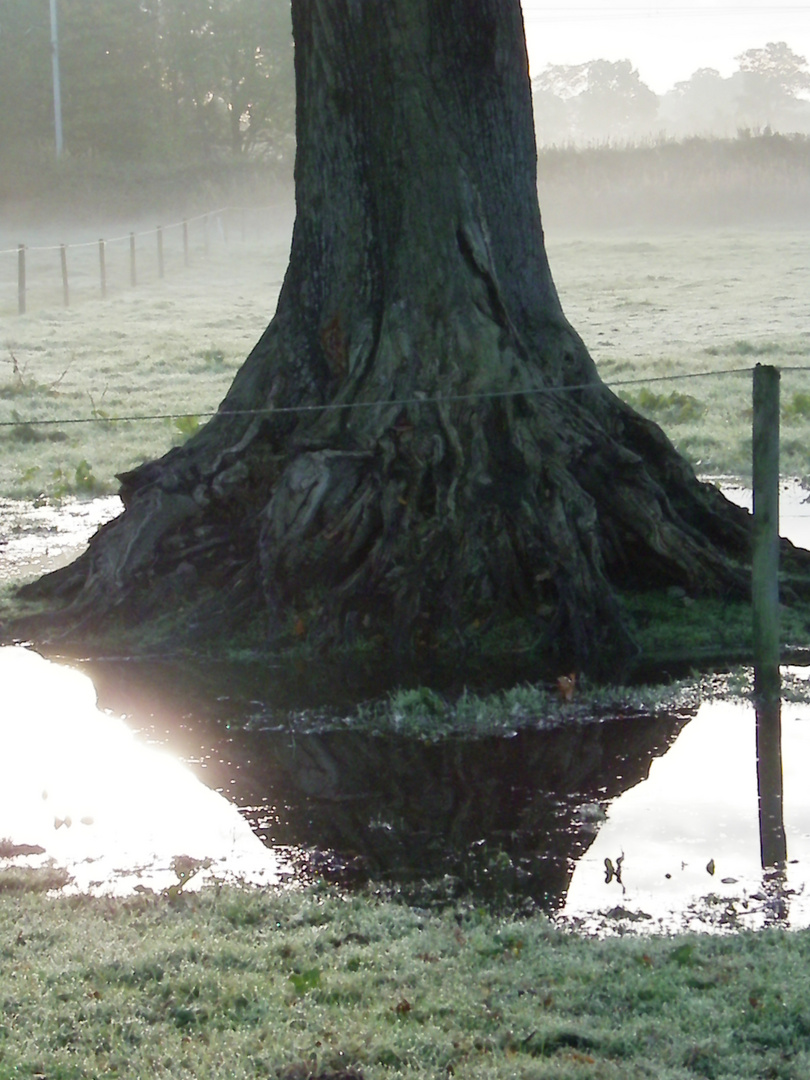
<box><xmin>98</xmin><ymin>239</ymin><xmax>107</xmax><ymax>299</ymax></box>
<box><xmin>60</xmin><ymin>244</ymin><xmax>69</xmax><ymax>307</ymax></box>
<box><xmin>17</xmin><ymin>244</ymin><xmax>26</xmax><ymax>314</ymax></box>
<box><xmin>752</xmin><ymin>362</ymin><xmax>786</xmax><ymax>869</ymax></box>
<box><xmin>157</xmin><ymin>225</ymin><xmax>164</xmax><ymax>279</ymax></box>
<box><xmin>129</xmin><ymin>232</ymin><xmax>137</xmax><ymax>287</ymax></box>
<box><xmin>752</xmin><ymin>363</ymin><xmax>780</xmax><ymax>699</ymax></box>
<box><xmin>183</xmin><ymin>219</ymin><xmax>190</xmax><ymax>267</ymax></box>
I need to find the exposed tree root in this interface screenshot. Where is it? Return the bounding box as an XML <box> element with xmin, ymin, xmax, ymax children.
<box><xmin>9</xmin><ymin>315</ymin><xmax>778</xmax><ymax>679</ymax></box>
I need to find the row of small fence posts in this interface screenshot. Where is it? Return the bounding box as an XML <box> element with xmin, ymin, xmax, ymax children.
<box><xmin>751</xmin><ymin>363</ymin><xmax>788</xmax><ymax>878</ymax></box>
<box><xmin>15</xmin><ymin>211</ymin><xmax>229</xmax><ymax>314</ymax></box>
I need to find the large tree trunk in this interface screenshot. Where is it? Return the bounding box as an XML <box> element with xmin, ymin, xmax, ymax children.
<box><xmin>13</xmin><ymin>0</ymin><xmax>761</xmax><ymax>674</ymax></box>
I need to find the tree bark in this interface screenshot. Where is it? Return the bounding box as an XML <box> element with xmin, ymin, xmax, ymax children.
<box><xmin>12</xmin><ymin>0</ymin><xmax>766</xmax><ymax>675</ymax></box>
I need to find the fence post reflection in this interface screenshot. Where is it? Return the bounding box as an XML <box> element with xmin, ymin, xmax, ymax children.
<box><xmin>755</xmin><ymin>697</ymin><xmax>787</xmax><ymax>871</ymax></box>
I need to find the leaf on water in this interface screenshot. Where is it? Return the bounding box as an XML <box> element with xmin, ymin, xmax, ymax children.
<box><xmin>557</xmin><ymin>673</ymin><xmax>577</xmax><ymax>701</ymax></box>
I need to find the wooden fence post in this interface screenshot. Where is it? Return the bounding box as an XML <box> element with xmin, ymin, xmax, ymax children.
<box><xmin>98</xmin><ymin>239</ymin><xmax>107</xmax><ymax>299</ymax></box>
<box><xmin>130</xmin><ymin>232</ymin><xmax>137</xmax><ymax>287</ymax></box>
<box><xmin>60</xmin><ymin>244</ymin><xmax>69</xmax><ymax>307</ymax></box>
<box><xmin>17</xmin><ymin>244</ymin><xmax>26</xmax><ymax>314</ymax></box>
<box><xmin>752</xmin><ymin>363</ymin><xmax>780</xmax><ymax>701</ymax></box>
<box><xmin>157</xmin><ymin>225</ymin><xmax>164</xmax><ymax>279</ymax></box>
<box><xmin>752</xmin><ymin>362</ymin><xmax>786</xmax><ymax>869</ymax></box>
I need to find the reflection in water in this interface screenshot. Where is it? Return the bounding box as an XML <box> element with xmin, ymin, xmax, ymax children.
<box><xmin>83</xmin><ymin>655</ymin><xmax>692</xmax><ymax>912</ymax></box>
<box><xmin>0</xmin><ymin>647</ymin><xmax>286</xmax><ymax>894</ymax></box>
<box><xmin>224</xmin><ymin>699</ymin><xmax>810</xmax><ymax>931</ymax></box>
<box><xmin>235</xmin><ymin>714</ymin><xmax>690</xmax><ymax>910</ymax></box>
<box><xmin>564</xmin><ymin>697</ymin><xmax>810</xmax><ymax>931</ymax></box>
<box><xmin>755</xmin><ymin>697</ymin><xmax>788</xmax><ymax>871</ymax></box>
<box><xmin>4</xmin><ymin>646</ymin><xmax>810</xmax><ymax>932</ymax></box>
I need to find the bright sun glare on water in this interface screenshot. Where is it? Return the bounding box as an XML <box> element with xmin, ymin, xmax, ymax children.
<box><xmin>3</xmin><ymin>643</ymin><xmax>810</xmax><ymax>931</ymax></box>
<box><xmin>564</xmin><ymin>694</ymin><xmax>810</xmax><ymax>931</ymax></box>
<box><xmin>0</xmin><ymin>646</ymin><xmax>285</xmax><ymax>895</ymax></box>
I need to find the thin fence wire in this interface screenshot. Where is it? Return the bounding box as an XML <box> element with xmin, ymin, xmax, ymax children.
<box><xmin>2</xmin><ymin>362</ymin><xmax>810</xmax><ymax>535</ymax></box>
<box><xmin>0</xmin><ymin>364</ymin><xmax>808</xmax><ymax>430</ymax></box>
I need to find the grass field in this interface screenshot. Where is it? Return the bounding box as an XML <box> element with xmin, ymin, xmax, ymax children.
<box><xmin>1</xmin><ymin>221</ymin><xmax>810</xmax><ymax>503</ymax></box>
<box><xmin>551</xmin><ymin>228</ymin><xmax>810</xmax><ymax>481</ymax></box>
<box><xmin>2</xmin><ymin>885</ymin><xmax>810</xmax><ymax>1079</ymax></box>
<box><xmin>0</xmin><ymin>207</ymin><xmax>292</xmax><ymax>500</ymax></box>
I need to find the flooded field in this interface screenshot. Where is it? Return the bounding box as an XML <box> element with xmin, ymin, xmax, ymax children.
<box><xmin>2</xmin><ymin>643</ymin><xmax>810</xmax><ymax>935</ymax></box>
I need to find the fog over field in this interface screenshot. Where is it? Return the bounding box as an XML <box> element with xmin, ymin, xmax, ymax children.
<box><xmin>2</xmin><ymin>208</ymin><xmax>809</xmax><ymax>521</ymax></box>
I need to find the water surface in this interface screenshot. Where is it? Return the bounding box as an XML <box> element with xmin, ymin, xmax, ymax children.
<box><xmin>3</xmin><ymin>645</ymin><xmax>810</xmax><ymax>932</ymax></box>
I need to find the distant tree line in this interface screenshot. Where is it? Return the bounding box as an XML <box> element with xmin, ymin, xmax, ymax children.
<box><xmin>0</xmin><ymin>0</ymin><xmax>294</xmax><ymax>164</ymax></box>
<box><xmin>533</xmin><ymin>42</ymin><xmax>810</xmax><ymax>146</ymax></box>
<box><xmin>1</xmin><ymin>3</ymin><xmax>808</xmax><ymax>172</ymax></box>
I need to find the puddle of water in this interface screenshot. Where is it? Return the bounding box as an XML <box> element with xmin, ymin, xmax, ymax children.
<box><xmin>564</xmin><ymin>696</ymin><xmax>810</xmax><ymax>932</ymax></box>
<box><xmin>3</xmin><ymin>644</ymin><xmax>810</xmax><ymax>933</ymax></box>
<box><xmin>0</xmin><ymin>647</ymin><xmax>288</xmax><ymax>894</ymax></box>
<box><xmin>0</xmin><ymin>495</ymin><xmax>121</xmax><ymax>584</ymax></box>
<box><xmin>714</xmin><ymin>476</ymin><xmax>810</xmax><ymax>550</ymax></box>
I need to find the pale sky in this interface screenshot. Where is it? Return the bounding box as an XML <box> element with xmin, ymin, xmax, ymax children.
<box><xmin>521</xmin><ymin>2</ymin><xmax>810</xmax><ymax>94</ymax></box>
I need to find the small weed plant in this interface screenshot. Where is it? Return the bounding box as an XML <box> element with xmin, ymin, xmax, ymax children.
<box><xmin>172</xmin><ymin>414</ymin><xmax>202</xmax><ymax>442</ymax></box>
<box><xmin>619</xmin><ymin>387</ymin><xmax>706</xmax><ymax>424</ymax></box>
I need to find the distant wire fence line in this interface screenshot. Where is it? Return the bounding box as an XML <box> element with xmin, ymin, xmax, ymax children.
<box><xmin>0</xmin><ymin>205</ymin><xmax>284</xmax><ymax>317</ymax></box>
<box><xmin>1</xmin><ymin>364</ymin><xmax>808</xmax><ymax>430</ymax></box>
